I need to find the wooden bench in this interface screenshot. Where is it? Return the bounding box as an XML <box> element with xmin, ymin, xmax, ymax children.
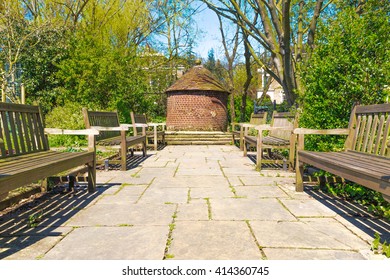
<box><xmin>130</xmin><ymin>112</ymin><xmax>165</xmax><ymax>151</ymax></box>
<box><xmin>243</xmin><ymin>111</ymin><xmax>297</xmax><ymax>170</ymax></box>
<box><xmin>83</xmin><ymin>108</ymin><xmax>146</xmax><ymax>171</ymax></box>
<box><xmin>295</xmin><ymin>103</ymin><xmax>390</xmax><ymax>202</ymax></box>
<box><xmin>232</xmin><ymin>112</ymin><xmax>268</xmax><ymax>150</ymax></box>
<box><xmin>0</xmin><ymin>103</ymin><xmax>98</xmax><ymax>199</ymax></box>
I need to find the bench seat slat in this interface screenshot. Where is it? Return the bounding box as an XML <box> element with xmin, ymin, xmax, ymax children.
<box><xmin>298</xmin><ymin>151</ymin><xmax>390</xmax><ymax>180</ymax></box>
<box><xmin>298</xmin><ymin>151</ymin><xmax>390</xmax><ymax>197</ymax></box>
<box><xmin>0</xmin><ymin>151</ymin><xmax>92</xmax><ymax>174</ymax></box>
<box><xmin>0</xmin><ymin>150</ymin><xmax>94</xmax><ymax>195</ymax></box>
<box><xmin>245</xmin><ymin>135</ymin><xmax>290</xmax><ymax>147</ymax></box>
<box><xmin>313</xmin><ymin>151</ymin><xmax>390</xmax><ymax>173</ymax></box>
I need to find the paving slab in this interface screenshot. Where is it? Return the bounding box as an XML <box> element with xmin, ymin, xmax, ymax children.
<box><xmin>168</xmin><ymin>221</ymin><xmax>262</xmax><ymax>260</ymax></box>
<box><xmin>190</xmin><ymin>186</ymin><xmax>234</xmax><ymax>199</ymax></box>
<box><xmin>300</xmin><ymin>218</ymin><xmax>369</xmax><ymax>249</ymax></box>
<box><xmin>262</xmin><ymin>248</ymin><xmax>366</xmax><ymax>260</ymax></box>
<box><xmin>234</xmin><ymin>185</ymin><xmax>289</xmax><ymax>198</ymax></box>
<box><xmin>1</xmin><ymin>235</ymin><xmax>65</xmax><ymax>260</ymax></box>
<box><xmin>211</xmin><ymin>198</ymin><xmax>297</xmax><ymax>221</ymax></box>
<box><xmin>96</xmin><ymin>185</ymin><xmax>148</xmax><ymax>204</ymax></box>
<box><xmin>66</xmin><ymin>203</ymin><xmax>176</xmax><ymax>226</ymax></box>
<box><xmin>176</xmin><ymin>168</ymin><xmax>223</xmax><ymax>176</ymax></box>
<box><xmin>250</xmin><ymin>220</ymin><xmax>355</xmax><ymax>250</ymax></box>
<box><xmin>280</xmin><ymin>199</ymin><xmax>338</xmax><ymax>217</ymax></box>
<box><xmin>138</xmin><ymin>187</ymin><xmax>189</xmax><ymax>204</ymax></box>
<box><xmin>238</xmin><ymin>175</ymin><xmax>295</xmax><ymax>186</ymax></box>
<box><xmin>43</xmin><ymin>226</ymin><xmax>168</xmax><ymax>260</ymax></box>
<box><xmin>176</xmin><ymin>202</ymin><xmax>209</xmax><ymax>221</ymax></box>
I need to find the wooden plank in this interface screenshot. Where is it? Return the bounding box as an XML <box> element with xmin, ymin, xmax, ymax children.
<box><xmin>0</xmin><ymin>114</ymin><xmax>6</xmax><ymax>156</ymax></box>
<box><xmin>32</xmin><ymin>112</ymin><xmax>44</xmax><ymax>151</ymax></box>
<box><xmin>14</xmin><ymin>111</ymin><xmax>26</xmax><ymax>154</ymax></box>
<box><xmin>362</xmin><ymin>114</ymin><xmax>372</xmax><ymax>153</ymax></box>
<box><xmin>356</xmin><ymin>103</ymin><xmax>390</xmax><ymax>114</ymax></box>
<box><xmin>373</xmin><ymin>115</ymin><xmax>385</xmax><ymax>154</ymax></box>
<box><xmin>351</xmin><ymin>115</ymin><xmax>361</xmax><ymax>150</ymax></box>
<box><xmin>0</xmin><ymin>150</ymin><xmax>93</xmax><ymax>174</ymax></box>
<box><xmin>298</xmin><ymin>151</ymin><xmax>390</xmax><ymax>179</ymax></box>
<box><xmin>380</xmin><ymin>116</ymin><xmax>390</xmax><ymax>156</ymax></box>
<box><xmin>8</xmin><ymin>111</ymin><xmax>21</xmax><ymax>155</ymax></box>
<box><xmin>356</xmin><ymin>115</ymin><xmax>366</xmax><ymax>152</ymax></box>
<box><xmin>1</xmin><ymin>111</ymin><xmax>13</xmax><ymax>156</ymax></box>
<box><xmin>367</xmin><ymin>114</ymin><xmax>379</xmax><ymax>153</ymax></box>
<box><xmin>0</xmin><ymin>102</ymin><xmax>39</xmax><ymax>114</ymax></box>
<box><xmin>26</xmin><ymin>110</ymin><xmax>38</xmax><ymax>152</ymax></box>
<box><xmin>298</xmin><ymin>152</ymin><xmax>390</xmax><ymax>197</ymax></box>
<box><xmin>0</xmin><ymin>151</ymin><xmax>95</xmax><ymax>195</ymax></box>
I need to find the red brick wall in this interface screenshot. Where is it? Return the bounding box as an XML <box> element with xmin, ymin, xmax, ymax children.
<box><xmin>166</xmin><ymin>91</ymin><xmax>229</xmax><ymax>131</ymax></box>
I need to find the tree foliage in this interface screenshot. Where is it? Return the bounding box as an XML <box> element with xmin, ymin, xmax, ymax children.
<box><xmin>201</xmin><ymin>0</ymin><xmax>332</xmax><ymax>106</ymax></box>
<box><xmin>0</xmin><ymin>0</ymin><xmax>200</xmax><ymax>122</ymax></box>
<box><xmin>299</xmin><ymin>0</ymin><xmax>390</xmax><ymax>151</ymax></box>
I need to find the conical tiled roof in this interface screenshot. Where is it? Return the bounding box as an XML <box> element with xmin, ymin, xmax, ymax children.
<box><xmin>166</xmin><ymin>65</ymin><xmax>229</xmax><ymax>93</ymax></box>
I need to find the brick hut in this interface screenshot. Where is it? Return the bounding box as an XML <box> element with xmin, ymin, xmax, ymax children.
<box><xmin>165</xmin><ymin>64</ymin><xmax>230</xmax><ymax>131</ymax></box>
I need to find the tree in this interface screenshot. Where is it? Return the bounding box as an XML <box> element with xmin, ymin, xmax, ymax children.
<box><xmin>152</xmin><ymin>0</ymin><xmax>200</xmax><ymax>59</ymax></box>
<box><xmin>299</xmin><ymin>0</ymin><xmax>390</xmax><ymax>151</ymax></box>
<box><xmin>201</xmin><ymin>0</ymin><xmax>332</xmax><ymax>106</ymax></box>
<box><xmin>0</xmin><ymin>0</ymin><xmax>49</xmax><ymax>103</ymax></box>
<box><xmin>216</xmin><ymin>12</ymin><xmax>240</xmax><ymax>122</ymax></box>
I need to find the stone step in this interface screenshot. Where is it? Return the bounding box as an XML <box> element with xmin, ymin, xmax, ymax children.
<box><xmin>167</xmin><ymin>140</ymin><xmax>231</xmax><ymax>145</ymax></box>
<box><xmin>164</xmin><ymin>131</ymin><xmax>232</xmax><ymax>145</ymax></box>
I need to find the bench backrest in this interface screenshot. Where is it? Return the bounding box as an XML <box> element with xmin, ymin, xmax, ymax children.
<box><xmin>82</xmin><ymin>108</ymin><xmax>120</xmax><ymax>141</ymax></box>
<box><xmin>130</xmin><ymin>112</ymin><xmax>147</xmax><ymax>136</ymax></box>
<box><xmin>346</xmin><ymin>104</ymin><xmax>390</xmax><ymax>156</ymax></box>
<box><xmin>0</xmin><ymin>102</ymin><xmax>49</xmax><ymax>158</ymax></box>
<box><xmin>250</xmin><ymin>112</ymin><xmax>267</xmax><ymax>125</ymax></box>
<box><xmin>269</xmin><ymin>111</ymin><xmax>296</xmax><ymax>140</ymax></box>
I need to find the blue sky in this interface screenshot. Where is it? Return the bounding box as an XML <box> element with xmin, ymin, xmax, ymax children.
<box><xmin>192</xmin><ymin>6</ymin><xmax>222</xmax><ymax>60</ymax></box>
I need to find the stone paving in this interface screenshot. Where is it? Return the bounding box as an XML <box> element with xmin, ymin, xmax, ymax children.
<box><xmin>0</xmin><ymin>145</ymin><xmax>389</xmax><ymax>260</ymax></box>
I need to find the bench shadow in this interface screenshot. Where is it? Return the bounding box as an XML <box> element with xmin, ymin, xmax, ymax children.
<box><xmin>97</xmin><ymin>154</ymin><xmax>153</xmax><ymax>171</ymax></box>
<box><xmin>247</xmin><ymin>152</ymin><xmax>390</xmax><ymax>245</ymax></box>
<box><xmin>247</xmin><ymin>154</ymin><xmax>286</xmax><ymax>169</ymax></box>
<box><xmin>304</xmin><ymin>186</ymin><xmax>390</xmax><ymax>244</ymax></box>
<box><xmin>0</xmin><ymin>183</ymin><xmax>120</xmax><ymax>259</ymax></box>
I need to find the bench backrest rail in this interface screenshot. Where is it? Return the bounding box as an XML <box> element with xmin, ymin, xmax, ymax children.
<box><xmin>269</xmin><ymin>112</ymin><xmax>296</xmax><ymax>140</ymax></box>
<box><xmin>0</xmin><ymin>102</ymin><xmax>49</xmax><ymax>158</ymax></box>
<box><xmin>347</xmin><ymin>104</ymin><xmax>390</xmax><ymax>156</ymax></box>
<box><xmin>82</xmin><ymin>108</ymin><xmax>121</xmax><ymax>141</ymax></box>
<box><xmin>130</xmin><ymin>112</ymin><xmax>148</xmax><ymax>136</ymax></box>
<box><xmin>249</xmin><ymin>112</ymin><xmax>267</xmax><ymax>125</ymax></box>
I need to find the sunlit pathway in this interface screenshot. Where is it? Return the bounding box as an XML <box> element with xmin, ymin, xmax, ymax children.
<box><xmin>1</xmin><ymin>145</ymin><xmax>389</xmax><ymax>260</ymax></box>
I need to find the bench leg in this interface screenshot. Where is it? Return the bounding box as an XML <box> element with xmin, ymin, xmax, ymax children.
<box><xmin>87</xmin><ymin>160</ymin><xmax>96</xmax><ymax>193</ymax></box>
<box><xmin>256</xmin><ymin>133</ymin><xmax>263</xmax><ymax>171</ymax></box>
<box><xmin>69</xmin><ymin>175</ymin><xmax>75</xmax><ymax>191</ymax></box>
<box><xmin>120</xmin><ymin>131</ymin><xmax>127</xmax><ymax>171</ymax></box>
<box><xmin>142</xmin><ymin>140</ymin><xmax>147</xmax><ymax>157</ymax></box>
<box><xmin>296</xmin><ymin>160</ymin><xmax>304</xmax><ymax>192</ymax></box>
<box><xmin>41</xmin><ymin>178</ymin><xmax>48</xmax><ymax>193</ymax></box>
<box><xmin>154</xmin><ymin>127</ymin><xmax>158</xmax><ymax>151</ymax></box>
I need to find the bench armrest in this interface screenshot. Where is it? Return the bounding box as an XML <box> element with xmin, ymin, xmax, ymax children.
<box><xmin>294</xmin><ymin>128</ymin><xmax>350</xmax><ymax>135</ymax></box>
<box><xmin>147</xmin><ymin>122</ymin><xmax>166</xmax><ymax>127</ymax></box>
<box><xmin>256</xmin><ymin>125</ymin><xmax>292</xmax><ymax>132</ymax></box>
<box><xmin>90</xmin><ymin>126</ymin><xmax>129</xmax><ymax>131</ymax></box>
<box><xmin>45</xmin><ymin>128</ymin><xmax>99</xmax><ymax>135</ymax></box>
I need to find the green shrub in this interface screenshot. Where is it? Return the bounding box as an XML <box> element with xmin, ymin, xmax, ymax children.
<box><xmin>45</xmin><ymin>102</ymin><xmax>87</xmax><ymax>147</ymax></box>
<box><xmin>299</xmin><ymin>0</ymin><xmax>390</xmax><ymax>151</ymax></box>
